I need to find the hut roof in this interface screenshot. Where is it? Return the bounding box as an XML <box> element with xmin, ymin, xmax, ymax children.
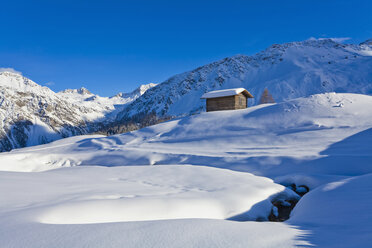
<box><xmin>201</xmin><ymin>88</ymin><xmax>254</xmax><ymax>99</ymax></box>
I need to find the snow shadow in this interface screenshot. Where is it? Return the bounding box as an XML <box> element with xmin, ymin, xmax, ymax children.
<box><xmin>72</xmin><ymin>128</ymin><xmax>372</xmax><ymax>179</ymax></box>
<box><xmin>320</xmin><ymin>127</ymin><xmax>372</xmax><ymax>156</ymax></box>
<box><xmin>301</xmin><ymin>127</ymin><xmax>372</xmax><ymax>176</ymax></box>
<box><xmin>204</xmin><ymin>128</ymin><xmax>372</xmax><ymax>177</ymax></box>
<box><xmin>227</xmin><ymin>198</ymin><xmax>274</xmax><ymax>222</ymax></box>
<box><xmin>225</xmin><ymin>129</ymin><xmax>372</xmax><ymax>247</ymax></box>
<box><xmin>287</xmin><ymin>173</ymin><xmax>372</xmax><ymax>248</ymax></box>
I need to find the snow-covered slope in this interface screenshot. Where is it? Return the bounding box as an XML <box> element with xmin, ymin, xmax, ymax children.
<box><xmin>1</xmin><ymin>92</ymin><xmax>372</xmax><ymax>247</ymax></box>
<box><xmin>0</xmin><ymin>70</ymin><xmax>155</xmax><ymax>151</ymax></box>
<box><xmin>289</xmin><ymin>173</ymin><xmax>372</xmax><ymax>248</ymax></box>
<box><xmin>4</xmin><ymin>93</ymin><xmax>371</xmax><ymax>178</ymax></box>
<box><xmin>118</xmin><ymin>38</ymin><xmax>372</xmax><ymax>119</ymax></box>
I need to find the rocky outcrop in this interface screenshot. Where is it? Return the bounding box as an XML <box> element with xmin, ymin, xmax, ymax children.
<box><xmin>0</xmin><ymin>71</ymin><xmax>155</xmax><ymax>151</ymax></box>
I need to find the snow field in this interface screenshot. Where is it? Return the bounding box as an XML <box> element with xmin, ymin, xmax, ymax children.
<box><xmin>0</xmin><ymin>165</ymin><xmax>308</xmax><ymax>247</ymax></box>
<box><xmin>0</xmin><ymin>165</ymin><xmax>291</xmax><ymax>224</ymax></box>
<box><xmin>1</xmin><ymin>92</ymin><xmax>372</xmax><ymax>247</ymax></box>
<box><xmin>2</xmin><ymin>93</ymin><xmax>372</xmax><ymax>180</ymax></box>
<box><xmin>289</xmin><ymin>173</ymin><xmax>372</xmax><ymax>247</ymax></box>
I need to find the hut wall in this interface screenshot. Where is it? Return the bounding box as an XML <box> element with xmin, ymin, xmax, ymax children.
<box><xmin>206</xmin><ymin>93</ymin><xmax>248</xmax><ymax>112</ymax></box>
<box><xmin>234</xmin><ymin>93</ymin><xmax>248</xmax><ymax>109</ymax></box>
<box><xmin>206</xmin><ymin>96</ymin><xmax>236</xmax><ymax>112</ymax></box>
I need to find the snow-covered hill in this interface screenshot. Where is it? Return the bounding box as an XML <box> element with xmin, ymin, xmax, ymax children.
<box><xmin>4</xmin><ymin>93</ymin><xmax>371</xmax><ymax>176</ymax></box>
<box><xmin>0</xmin><ymin>71</ymin><xmax>155</xmax><ymax>151</ymax></box>
<box><xmin>1</xmin><ymin>92</ymin><xmax>372</xmax><ymax>247</ymax></box>
<box><xmin>118</xmin><ymin>38</ymin><xmax>372</xmax><ymax>120</ymax></box>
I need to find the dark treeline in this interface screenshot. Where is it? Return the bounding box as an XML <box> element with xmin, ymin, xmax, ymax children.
<box><xmin>93</xmin><ymin>111</ymin><xmax>172</xmax><ymax>136</ymax></box>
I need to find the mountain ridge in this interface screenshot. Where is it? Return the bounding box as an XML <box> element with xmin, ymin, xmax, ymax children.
<box><xmin>1</xmin><ymin>38</ymin><xmax>372</xmax><ymax>151</ymax></box>
<box><xmin>0</xmin><ymin>71</ymin><xmax>155</xmax><ymax>151</ymax></box>
<box><xmin>117</xmin><ymin>38</ymin><xmax>372</xmax><ymax>121</ymax></box>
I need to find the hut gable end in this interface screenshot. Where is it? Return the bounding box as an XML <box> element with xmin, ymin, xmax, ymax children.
<box><xmin>234</xmin><ymin>93</ymin><xmax>248</xmax><ymax>109</ymax></box>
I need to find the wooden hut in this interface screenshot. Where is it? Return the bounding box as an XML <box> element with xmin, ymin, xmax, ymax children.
<box><xmin>201</xmin><ymin>88</ymin><xmax>254</xmax><ymax>112</ymax></box>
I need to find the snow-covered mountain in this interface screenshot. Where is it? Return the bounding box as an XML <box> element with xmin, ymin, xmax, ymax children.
<box><xmin>1</xmin><ymin>38</ymin><xmax>372</xmax><ymax>151</ymax></box>
<box><xmin>0</xmin><ymin>71</ymin><xmax>155</xmax><ymax>151</ymax></box>
<box><xmin>57</xmin><ymin>83</ymin><xmax>156</xmax><ymax>121</ymax></box>
<box><xmin>112</xmin><ymin>83</ymin><xmax>157</xmax><ymax>100</ymax></box>
<box><xmin>118</xmin><ymin>38</ymin><xmax>372</xmax><ymax>120</ymax></box>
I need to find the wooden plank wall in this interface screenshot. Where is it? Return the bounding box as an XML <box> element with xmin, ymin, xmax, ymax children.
<box><xmin>234</xmin><ymin>93</ymin><xmax>247</xmax><ymax>109</ymax></box>
<box><xmin>206</xmin><ymin>93</ymin><xmax>247</xmax><ymax>112</ymax></box>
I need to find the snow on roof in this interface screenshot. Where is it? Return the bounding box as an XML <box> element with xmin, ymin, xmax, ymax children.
<box><xmin>201</xmin><ymin>88</ymin><xmax>253</xmax><ymax>99</ymax></box>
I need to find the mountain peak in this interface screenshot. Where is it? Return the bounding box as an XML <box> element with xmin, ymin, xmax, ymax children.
<box><xmin>118</xmin><ymin>38</ymin><xmax>372</xmax><ymax>120</ymax></box>
<box><xmin>0</xmin><ymin>70</ymin><xmax>50</xmax><ymax>94</ymax></box>
<box><xmin>137</xmin><ymin>83</ymin><xmax>157</xmax><ymax>94</ymax></box>
<box><xmin>111</xmin><ymin>83</ymin><xmax>157</xmax><ymax>99</ymax></box>
<box><xmin>0</xmin><ymin>70</ymin><xmax>22</xmax><ymax>77</ymax></box>
<box><xmin>77</xmin><ymin>87</ymin><xmax>92</xmax><ymax>95</ymax></box>
<box><xmin>60</xmin><ymin>87</ymin><xmax>93</xmax><ymax>95</ymax></box>
<box><xmin>360</xmin><ymin>38</ymin><xmax>372</xmax><ymax>46</ymax></box>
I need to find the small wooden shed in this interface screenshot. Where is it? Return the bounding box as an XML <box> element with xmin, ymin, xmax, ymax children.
<box><xmin>201</xmin><ymin>88</ymin><xmax>254</xmax><ymax>112</ymax></box>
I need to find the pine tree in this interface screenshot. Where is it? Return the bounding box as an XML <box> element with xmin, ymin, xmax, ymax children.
<box><xmin>259</xmin><ymin>88</ymin><xmax>275</xmax><ymax>104</ymax></box>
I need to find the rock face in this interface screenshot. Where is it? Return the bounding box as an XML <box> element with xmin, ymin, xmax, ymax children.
<box><xmin>117</xmin><ymin>38</ymin><xmax>372</xmax><ymax>121</ymax></box>
<box><xmin>0</xmin><ymin>71</ymin><xmax>155</xmax><ymax>151</ymax></box>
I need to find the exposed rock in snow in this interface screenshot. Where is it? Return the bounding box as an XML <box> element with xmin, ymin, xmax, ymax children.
<box><xmin>0</xmin><ymin>70</ymin><xmax>155</xmax><ymax>151</ymax></box>
<box><xmin>60</xmin><ymin>87</ymin><xmax>93</xmax><ymax>95</ymax></box>
<box><xmin>360</xmin><ymin>38</ymin><xmax>372</xmax><ymax>46</ymax></box>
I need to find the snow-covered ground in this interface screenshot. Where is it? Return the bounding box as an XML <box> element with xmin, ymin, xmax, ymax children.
<box><xmin>289</xmin><ymin>173</ymin><xmax>372</xmax><ymax>248</ymax></box>
<box><xmin>3</xmin><ymin>93</ymin><xmax>372</xmax><ymax>178</ymax></box>
<box><xmin>0</xmin><ymin>166</ymin><xmax>306</xmax><ymax>247</ymax></box>
<box><xmin>1</xmin><ymin>92</ymin><xmax>372</xmax><ymax>247</ymax></box>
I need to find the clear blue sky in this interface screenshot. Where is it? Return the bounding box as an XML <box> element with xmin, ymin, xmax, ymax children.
<box><xmin>1</xmin><ymin>0</ymin><xmax>371</xmax><ymax>96</ymax></box>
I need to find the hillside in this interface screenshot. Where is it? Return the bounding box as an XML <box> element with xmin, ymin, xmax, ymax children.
<box><xmin>2</xmin><ymin>92</ymin><xmax>372</xmax><ymax>177</ymax></box>
<box><xmin>1</xmin><ymin>92</ymin><xmax>372</xmax><ymax>247</ymax></box>
<box><xmin>118</xmin><ymin>38</ymin><xmax>372</xmax><ymax>120</ymax></box>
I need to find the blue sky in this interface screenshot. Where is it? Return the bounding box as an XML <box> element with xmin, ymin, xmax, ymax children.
<box><xmin>1</xmin><ymin>0</ymin><xmax>371</xmax><ymax>96</ymax></box>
